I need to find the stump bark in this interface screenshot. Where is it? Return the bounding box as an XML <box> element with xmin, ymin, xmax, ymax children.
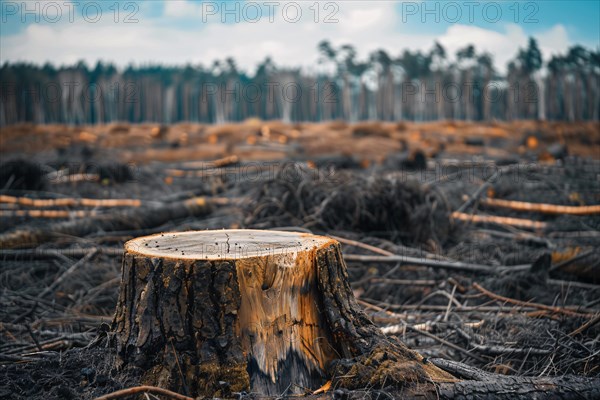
<box><xmin>110</xmin><ymin>229</ymin><xmax>455</xmax><ymax>397</ymax></box>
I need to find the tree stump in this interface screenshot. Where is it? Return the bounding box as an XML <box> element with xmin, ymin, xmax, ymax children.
<box><xmin>110</xmin><ymin>229</ymin><xmax>455</xmax><ymax>397</ymax></box>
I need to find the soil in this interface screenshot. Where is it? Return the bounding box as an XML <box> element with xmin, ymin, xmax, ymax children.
<box><xmin>0</xmin><ymin>120</ymin><xmax>599</xmax><ymax>399</ymax></box>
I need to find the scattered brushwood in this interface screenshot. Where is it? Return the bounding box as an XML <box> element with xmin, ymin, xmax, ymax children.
<box><xmin>361</xmin><ymin>284</ymin><xmax>600</xmax><ymax>378</ymax></box>
<box><xmin>0</xmin><ymin>159</ymin><xmax>46</xmax><ymax>191</ymax></box>
<box><xmin>0</xmin><ymin>348</ymin><xmax>128</xmax><ymax>400</ymax></box>
<box><xmin>0</xmin><ymin>197</ymin><xmax>212</xmax><ymax>249</ymax></box>
<box><xmin>245</xmin><ymin>164</ymin><xmax>453</xmax><ymax>247</ymax></box>
<box><xmin>2</xmin><ymin>122</ymin><xmax>600</xmax><ymax>400</ymax></box>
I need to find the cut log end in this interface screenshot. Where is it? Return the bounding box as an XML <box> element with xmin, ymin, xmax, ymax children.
<box><xmin>126</xmin><ymin>229</ymin><xmax>336</xmax><ymax>260</ymax></box>
<box><xmin>110</xmin><ymin>229</ymin><xmax>454</xmax><ymax>397</ymax></box>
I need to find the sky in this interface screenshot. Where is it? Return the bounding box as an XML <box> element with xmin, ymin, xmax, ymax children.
<box><xmin>0</xmin><ymin>0</ymin><xmax>598</xmax><ymax>74</ymax></box>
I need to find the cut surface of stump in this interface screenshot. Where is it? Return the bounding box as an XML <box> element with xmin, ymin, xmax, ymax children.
<box><xmin>111</xmin><ymin>229</ymin><xmax>454</xmax><ymax>397</ymax></box>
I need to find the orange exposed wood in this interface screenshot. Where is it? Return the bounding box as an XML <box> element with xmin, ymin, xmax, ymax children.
<box><xmin>479</xmin><ymin>197</ymin><xmax>600</xmax><ymax>215</ymax></box>
<box><xmin>0</xmin><ymin>195</ymin><xmax>141</xmax><ymax>208</ymax></box>
<box><xmin>451</xmin><ymin>211</ymin><xmax>547</xmax><ymax>229</ymax></box>
<box><xmin>0</xmin><ymin>210</ymin><xmax>97</xmax><ymax>218</ymax></box>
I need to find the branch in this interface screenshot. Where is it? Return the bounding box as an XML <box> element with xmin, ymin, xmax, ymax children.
<box><xmin>94</xmin><ymin>386</ymin><xmax>193</xmax><ymax>400</ymax></box>
<box><xmin>472</xmin><ymin>282</ymin><xmax>595</xmax><ymax>318</ymax></box>
<box><xmin>0</xmin><ymin>195</ymin><xmax>142</xmax><ymax>208</ymax></box>
<box><xmin>451</xmin><ymin>211</ymin><xmax>547</xmax><ymax>230</ymax></box>
<box><xmin>479</xmin><ymin>197</ymin><xmax>600</xmax><ymax>215</ymax></box>
<box><xmin>0</xmin><ymin>197</ymin><xmax>212</xmax><ymax>249</ymax></box>
<box><xmin>0</xmin><ymin>210</ymin><xmax>97</xmax><ymax>218</ymax></box>
<box><xmin>344</xmin><ymin>254</ymin><xmax>499</xmax><ymax>274</ymax></box>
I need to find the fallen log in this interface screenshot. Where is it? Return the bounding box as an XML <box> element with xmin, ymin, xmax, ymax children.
<box><xmin>0</xmin><ymin>197</ymin><xmax>211</xmax><ymax>249</ymax></box>
<box><xmin>109</xmin><ymin>229</ymin><xmax>455</xmax><ymax>398</ymax></box>
<box><xmin>427</xmin><ymin>358</ymin><xmax>600</xmax><ymax>400</ymax></box>
<box><xmin>180</xmin><ymin>155</ymin><xmax>240</xmax><ymax>169</ymax></box>
<box><xmin>0</xmin><ymin>209</ymin><xmax>97</xmax><ymax>218</ymax></box>
<box><xmin>48</xmin><ymin>173</ymin><xmax>100</xmax><ymax>184</ymax></box>
<box><xmin>0</xmin><ymin>194</ymin><xmax>142</xmax><ymax>208</ymax></box>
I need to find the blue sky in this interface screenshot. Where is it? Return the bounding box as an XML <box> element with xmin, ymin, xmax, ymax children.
<box><xmin>395</xmin><ymin>1</ymin><xmax>598</xmax><ymax>45</ymax></box>
<box><xmin>1</xmin><ymin>1</ymin><xmax>598</xmax><ymax>72</ymax></box>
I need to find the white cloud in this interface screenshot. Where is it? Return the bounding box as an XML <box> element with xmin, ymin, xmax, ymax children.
<box><xmin>438</xmin><ymin>24</ymin><xmax>529</xmax><ymax>70</ymax></box>
<box><xmin>340</xmin><ymin>7</ymin><xmax>388</xmax><ymax>32</ymax></box>
<box><xmin>163</xmin><ymin>0</ymin><xmax>202</xmax><ymax>18</ymax></box>
<box><xmin>536</xmin><ymin>24</ymin><xmax>570</xmax><ymax>59</ymax></box>
<box><xmin>0</xmin><ymin>1</ymin><xmax>575</xmax><ymax>75</ymax></box>
<box><xmin>433</xmin><ymin>23</ymin><xmax>572</xmax><ymax>71</ymax></box>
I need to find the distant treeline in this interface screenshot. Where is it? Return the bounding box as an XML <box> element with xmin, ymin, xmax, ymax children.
<box><xmin>1</xmin><ymin>38</ymin><xmax>598</xmax><ymax>125</ymax></box>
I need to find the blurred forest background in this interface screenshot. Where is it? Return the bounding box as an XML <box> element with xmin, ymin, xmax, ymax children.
<box><xmin>1</xmin><ymin>38</ymin><xmax>598</xmax><ymax>125</ymax></box>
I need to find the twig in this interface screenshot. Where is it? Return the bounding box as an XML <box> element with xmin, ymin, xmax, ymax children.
<box><xmin>444</xmin><ymin>285</ymin><xmax>457</xmax><ymax>322</ymax></box>
<box><xmin>474</xmin><ymin>229</ymin><xmax>554</xmax><ymax>248</ymax></box>
<box><xmin>25</xmin><ymin>324</ymin><xmax>43</xmax><ymax>352</ymax></box>
<box><xmin>344</xmin><ymin>254</ymin><xmax>499</xmax><ymax>274</ymax></box>
<box><xmin>549</xmin><ymin>230</ymin><xmax>600</xmax><ymax>238</ymax></box>
<box><xmin>361</xmin><ymin>297</ymin><xmax>598</xmax><ymax>315</ymax></box>
<box><xmin>569</xmin><ymin>314</ymin><xmax>600</xmax><ymax>337</ymax></box>
<box><xmin>38</xmin><ymin>250</ymin><xmax>99</xmax><ymax>298</ymax></box>
<box><xmin>328</xmin><ymin>235</ymin><xmax>394</xmax><ymax>256</ymax></box>
<box><xmin>381</xmin><ymin>320</ymin><xmax>483</xmax><ymax>335</ymax></box>
<box><xmin>478</xmin><ymin>197</ymin><xmax>600</xmax><ymax>215</ymax></box>
<box><xmin>470</xmin><ymin>344</ymin><xmax>551</xmax><ymax>356</ymax></box>
<box><xmin>368</xmin><ymin>278</ymin><xmax>437</xmax><ymax>286</ymax></box>
<box><xmin>356</xmin><ymin>299</ymin><xmax>404</xmax><ymax>319</ymax></box>
<box><xmin>472</xmin><ymin>282</ymin><xmax>594</xmax><ymax>318</ymax></box>
<box><xmin>451</xmin><ymin>212</ymin><xmax>547</xmax><ymax>230</ymax></box>
<box><xmin>405</xmin><ymin>323</ymin><xmax>488</xmax><ymax>363</ymax></box>
<box><xmin>93</xmin><ymin>386</ymin><xmax>193</xmax><ymax>400</ymax></box>
<box><xmin>455</xmin><ymin>170</ymin><xmax>499</xmax><ymax>213</ymax></box>
<box><xmin>547</xmin><ymin>278</ymin><xmax>600</xmax><ymax>290</ymax></box>
<box><xmin>0</xmin><ymin>247</ymin><xmax>123</xmax><ymax>258</ymax></box>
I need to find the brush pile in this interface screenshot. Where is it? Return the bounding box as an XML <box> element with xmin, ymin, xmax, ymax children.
<box><xmin>246</xmin><ymin>164</ymin><xmax>453</xmax><ymax>247</ymax></box>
